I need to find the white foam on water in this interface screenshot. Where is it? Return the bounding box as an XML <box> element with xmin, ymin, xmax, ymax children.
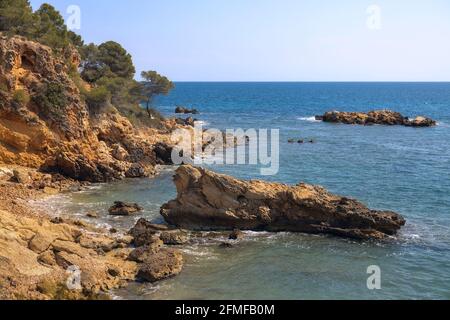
<box><xmin>298</xmin><ymin>116</ymin><xmax>321</xmax><ymax>122</ymax></box>
<box><xmin>435</xmin><ymin>121</ymin><xmax>449</xmax><ymax>128</ymax></box>
<box><xmin>181</xmin><ymin>246</ymin><xmax>219</xmax><ymax>261</ymax></box>
<box><xmin>195</xmin><ymin>120</ymin><xmax>209</xmax><ymax>126</ymax></box>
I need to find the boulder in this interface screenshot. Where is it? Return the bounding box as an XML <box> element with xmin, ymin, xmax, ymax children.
<box><xmin>184</xmin><ymin>117</ymin><xmax>196</xmax><ymax>127</ymax></box>
<box><xmin>161</xmin><ymin>165</ymin><xmax>406</xmax><ymax>240</ymax></box>
<box><xmin>125</xmin><ymin>163</ymin><xmax>153</xmax><ymax>178</ymax></box>
<box><xmin>86</xmin><ymin>211</ymin><xmax>98</xmax><ymax>218</ymax></box>
<box><xmin>129</xmin><ymin>219</ymin><xmax>170</xmax><ymax>247</ymax></box>
<box><xmin>111</xmin><ymin>144</ymin><xmax>129</xmax><ymax>161</ymax></box>
<box><xmin>229</xmin><ymin>229</ymin><xmax>244</xmax><ymax>240</ymax></box>
<box><xmin>12</xmin><ymin>169</ymin><xmax>31</xmax><ymax>184</ymax></box>
<box><xmin>108</xmin><ymin>201</ymin><xmax>143</xmax><ymax>216</ymax></box>
<box><xmin>28</xmin><ymin>232</ymin><xmax>54</xmax><ymax>253</ymax></box>
<box><xmin>160</xmin><ymin>230</ymin><xmax>189</xmax><ymax>245</ymax></box>
<box><xmin>136</xmin><ymin>248</ymin><xmax>183</xmax><ymax>282</ymax></box>
<box><xmin>129</xmin><ymin>218</ymin><xmax>170</xmax><ymax>237</ymax></box>
<box><xmin>219</xmin><ymin>242</ymin><xmax>234</xmax><ymax>249</ymax></box>
<box><xmin>153</xmin><ymin>142</ymin><xmax>174</xmax><ymax>165</ymax></box>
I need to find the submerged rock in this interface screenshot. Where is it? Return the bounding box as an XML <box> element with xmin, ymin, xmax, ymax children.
<box><xmin>127</xmin><ymin>219</ymin><xmax>185</xmax><ymax>282</ymax></box>
<box><xmin>108</xmin><ymin>201</ymin><xmax>143</xmax><ymax>216</ymax></box>
<box><xmin>316</xmin><ymin>110</ymin><xmax>436</xmax><ymax>127</ymax></box>
<box><xmin>229</xmin><ymin>229</ymin><xmax>244</xmax><ymax>240</ymax></box>
<box><xmin>86</xmin><ymin>211</ymin><xmax>98</xmax><ymax>218</ymax></box>
<box><xmin>160</xmin><ymin>165</ymin><xmax>406</xmax><ymax>240</ymax></box>
<box><xmin>128</xmin><ymin>239</ymin><xmax>164</xmax><ymax>262</ymax></box>
<box><xmin>219</xmin><ymin>242</ymin><xmax>234</xmax><ymax>249</ymax></box>
<box><xmin>12</xmin><ymin>169</ymin><xmax>31</xmax><ymax>184</ymax></box>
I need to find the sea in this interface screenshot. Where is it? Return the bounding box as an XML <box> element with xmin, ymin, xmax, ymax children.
<box><xmin>35</xmin><ymin>82</ymin><xmax>450</xmax><ymax>299</ymax></box>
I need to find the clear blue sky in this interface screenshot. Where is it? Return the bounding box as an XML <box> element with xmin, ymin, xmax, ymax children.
<box><xmin>30</xmin><ymin>0</ymin><xmax>450</xmax><ymax>81</ymax></box>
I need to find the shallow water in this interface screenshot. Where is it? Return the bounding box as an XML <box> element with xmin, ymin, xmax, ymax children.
<box><xmin>38</xmin><ymin>83</ymin><xmax>450</xmax><ymax>299</ymax></box>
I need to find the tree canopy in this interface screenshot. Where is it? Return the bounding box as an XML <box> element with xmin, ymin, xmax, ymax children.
<box><xmin>0</xmin><ymin>1</ymin><xmax>173</xmax><ymax>127</ymax></box>
<box><xmin>0</xmin><ymin>0</ymin><xmax>35</xmax><ymax>37</ymax></box>
<box><xmin>0</xmin><ymin>0</ymin><xmax>83</xmax><ymax>49</ymax></box>
<box><xmin>140</xmin><ymin>71</ymin><xmax>174</xmax><ymax>116</ymax></box>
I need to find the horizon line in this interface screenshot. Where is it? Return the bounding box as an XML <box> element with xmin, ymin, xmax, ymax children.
<box><xmin>168</xmin><ymin>80</ymin><xmax>450</xmax><ymax>83</ymax></box>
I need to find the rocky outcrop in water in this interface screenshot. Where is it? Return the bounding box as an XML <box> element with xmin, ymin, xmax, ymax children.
<box><xmin>160</xmin><ymin>165</ymin><xmax>406</xmax><ymax>240</ymax></box>
<box><xmin>175</xmin><ymin>106</ymin><xmax>199</xmax><ymax>114</ymax></box>
<box><xmin>128</xmin><ymin>219</ymin><xmax>184</xmax><ymax>282</ymax></box>
<box><xmin>315</xmin><ymin>110</ymin><xmax>436</xmax><ymax>127</ymax></box>
<box><xmin>108</xmin><ymin>201</ymin><xmax>143</xmax><ymax>216</ymax></box>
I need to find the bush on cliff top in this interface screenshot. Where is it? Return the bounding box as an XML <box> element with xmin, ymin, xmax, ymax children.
<box><xmin>0</xmin><ymin>0</ymin><xmax>83</xmax><ymax>50</ymax></box>
<box><xmin>1</xmin><ymin>0</ymin><xmax>173</xmax><ymax>128</ymax></box>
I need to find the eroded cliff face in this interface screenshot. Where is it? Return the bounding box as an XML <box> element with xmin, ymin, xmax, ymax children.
<box><xmin>0</xmin><ymin>35</ymin><xmax>175</xmax><ymax>182</ymax></box>
<box><xmin>161</xmin><ymin>165</ymin><xmax>406</xmax><ymax>240</ymax></box>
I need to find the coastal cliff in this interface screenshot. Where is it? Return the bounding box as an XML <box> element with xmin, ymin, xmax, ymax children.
<box><xmin>0</xmin><ymin>35</ymin><xmax>187</xmax><ymax>299</ymax></box>
<box><xmin>0</xmin><ymin>35</ymin><xmax>178</xmax><ymax>182</ymax></box>
<box><xmin>161</xmin><ymin>165</ymin><xmax>405</xmax><ymax>240</ymax></box>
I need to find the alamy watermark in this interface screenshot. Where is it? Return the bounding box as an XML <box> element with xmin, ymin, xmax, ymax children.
<box><xmin>366</xmin><ymin>4</ymin><xmax>382</xmax><ymax>30</ymax></box>
<box><xmin>66</xmin><ymin>5</ymin><xmax>81</xmax><ymax>31</ymax></box>
<box><xmin>66</xmin><ymin>265</ymin><xmax>82</xmax><ymax>290</ymax></box>
<box><xmin>367</xmin><ymin>265</ymin><xmax>381</xmax><ymax>290</ymax></box>
<box><xmin>171</xmin><ymin>122</ymin><xmax>280</xmax><ymax>176</ymax></box>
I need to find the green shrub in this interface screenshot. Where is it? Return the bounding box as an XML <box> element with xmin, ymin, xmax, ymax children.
<box><xmin>33</xmin><ymin>82</ymin><xmax>68</xmax><ymax>119</ymax></box>
<box><xmin>12</xmin><ymin>89</ymin><xmax>30</xmax><ymax>106</ymax></box>
<box><xmin>84</xmin><ymin>86</ymin><xmax>110</xmax><ymax>112</ymax></box>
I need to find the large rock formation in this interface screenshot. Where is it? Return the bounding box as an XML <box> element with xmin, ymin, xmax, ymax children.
<box><xmin>315</xmin><ymin>110</ymin><xmax>436</xmax><ymax>127</ymax></box>
<box><xmin>161</xmin><ymin>165</ymin><xmax>406</xmax><ymax>240</ymax></box>
<box><xmin>0</xmin><ymin>36</ymin><xmax>181</xmax><ymax>182</ymax></box>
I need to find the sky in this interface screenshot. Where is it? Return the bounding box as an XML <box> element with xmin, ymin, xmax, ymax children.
<box><xmin>30</xmin><ymin>0</ymin><xmax>450</xmax><ymax>81</ymax></box>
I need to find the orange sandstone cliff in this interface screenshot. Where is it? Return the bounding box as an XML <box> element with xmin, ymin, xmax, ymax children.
<box><xmin>0</xmin><ymin>35</ymin><xmax>177</xmax><ymax>182</ymax></box>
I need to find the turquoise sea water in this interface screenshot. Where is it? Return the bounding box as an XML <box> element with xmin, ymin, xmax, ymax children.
<box><xmin>41</xmin><ymin>83</ymin><xmax>450</xmax><ymax>299</ymax></box>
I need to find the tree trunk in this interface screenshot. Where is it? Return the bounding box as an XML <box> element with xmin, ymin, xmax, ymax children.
<box><xmin>146</xmin><ymin>98</ymin><xmax>151</xmax><ymax>117</ymax></box>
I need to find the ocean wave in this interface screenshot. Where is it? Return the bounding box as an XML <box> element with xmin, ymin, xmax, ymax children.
<box><xmin>298</xmin><ymin>116</ymin><xmax>321</xmax><ymax>122</ymax></box>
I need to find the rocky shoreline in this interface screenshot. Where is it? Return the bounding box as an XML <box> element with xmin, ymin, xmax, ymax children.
<box><xmin>315</xmin><ymin>110</ymin><xmax>436</xmax><ymax>127</ymax></box>
<box><xmin>0</xmin><ymin>165</ymin><xmax>192</xmax><ymax>299</ymax></box>
<box><xmin>0</xmin><ymin>162</ymin><xmax>408</xmax><ymax>299</ymax></box>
